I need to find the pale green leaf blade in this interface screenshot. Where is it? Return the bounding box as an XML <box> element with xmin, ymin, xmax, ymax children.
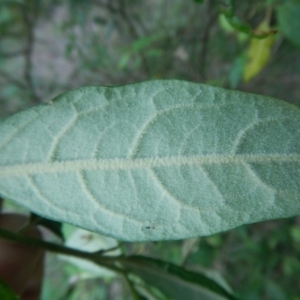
<box><xmin>0</xmin><ymin>80</ymin><xmax>299</xmax><ymax>241</ymax></box>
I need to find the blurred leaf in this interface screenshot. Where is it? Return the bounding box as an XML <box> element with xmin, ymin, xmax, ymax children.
<box><xmin>290</xmin><ymin>226</ymin><xmax>300</xmax><ymax>243</ymax></box>
<box><xmin>126</xmin><ymin>279</ymin><xmax>151</xmax><ymax>300</ymax></box>
<box><xmin>134</xmin><ymin>280</ymin><xmax>172</xmax><ymax>300</ymax></box>
<box><xmin>41</xmin><ymin>276</ymin><xmax>69</xmax><ymax>300</ymax></box>
<box><xmin>219</xmin><ymin>14</ymin><xmax>235</xmax><ymax>34</ymax></box>
<box><xmin>119</xmin><ymin>33</ymin><xmax>163</xmax><ymax>70</ymax></box>
<box><xmin>62</xmin><ymin>223</ymin><xmax>77</xmax><ymax>238</ymax></box>
<box><xmin>1</xmin><ymin>198</ymin><xmax>28</xmax><ymax>214</ymax></box>
<box><xmin>146</xmin><ymin>49</ymin><xmax>163</xmax><ymax>58</ymax></box>
<box><xmin>277</xmin><ymin>1</ymin><xmax>300</xmax><ymax>48</ymax></box>
<box><xmin>236</xmin><ymin>31</ymin><xmax>248</xmax><ymax>43</ymax></box>
<box><xmin>30</xmin><ymin>212</ymin><xmax>64</xmax><ymax>239</ymax></box>
<box><xmin>132</xmin><ymin>34</ymin><xmax>163</xmax><ymax>52</ymax></box>
<box><xmin>229</xmin><ymin>54</ymin><xmax>247</xmax><ymax>89</ymax></box>
<box><xmin>206</xmin><ymin>235</ymin><xmax>223</xmax><ymax>248</ymax></box>
<box><xmin>283</xmin><ymin>256</ymin><xmax>300</xmax><ymax>276</ymax></box>
<box><xmin>221</xmin><ymin>7</ymin><xmax>277</xmax><ymax>38</ymax></box>
<box><xmin>0</xmin><ymin>7</ymin><xmax>12</xmax><ymax>24</ymax></box>
<box><xmin>119</xmin><ymin>53</ymin><xmax>131</xmax><ymax>70</ymax></box>
<box><xmin>121</xmin><ymin>256</ymin><xmax>238</xmax><ymax>300</ymax></box>
<box><xmin>181</xmin><ymin>237</ymin><xmax>200</xmax><ymax>263</ymax></box>
<box><xmin>265</xmin><ymin>279</ymin><xmax>288</xmax><ymax>300</ymax></box>
<box><xmin>218</xmin><ymin>14</ymin><xmax>248</xmax><ymax>43</ymax></box>
<box><xmin>186</xmin><ymin>243</ymin><xmax>215</xmax><ymax>268</ymax></box>
<box><xmin>59</xmin><ymin>228</ymin><xmax>121</xmax><ymax>279</ymax></box>
<box><xmin>243</xmin><ymin>19</ymin><xmax>276</xmax><ymax>82</ymax></box>
<box><xmin>0</xmin><ymin>277</ymin><xmax>20</xmax><ymax>300</ymax></box>
<box><xmin>193</xmin><ymin>0</ymin><xmax>204</xmax><ymax>3</ymax></box>
<box><xmin>221</xmin><ymin>10</ymin><xmax>252</xmax><ymax>35</ymax></box>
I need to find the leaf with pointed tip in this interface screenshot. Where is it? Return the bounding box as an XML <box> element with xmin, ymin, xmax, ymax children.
<box><xmin>121</xmin><ymin>256</ymin><xmax>238</xmax><ymax>300</ymax></box>
<box><xmin>0</xmin><ymin>80</ymin><xmax>299</xmax><ymax>241</ymax></box>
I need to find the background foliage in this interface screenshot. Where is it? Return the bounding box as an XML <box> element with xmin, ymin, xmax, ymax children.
<box><xmin>0</xmin><ymin>0</ymin><xmax>300</xmax><ymax>299</ymax></box>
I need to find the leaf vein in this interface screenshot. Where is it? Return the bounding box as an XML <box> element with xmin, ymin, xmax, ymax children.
<box><xmin>1</xmin><ymin>154</ymin><xmax>300</xmax><ymax>178</ymax></box>
<box><xmin>78</xmin><ymin>171</ymin><xmax>142</xmax><ymax>226</ymax></box>
<box><xmin>47</xmin><ymin>104</ymin><xmax>78</xmax><ymax>162</ymax></box>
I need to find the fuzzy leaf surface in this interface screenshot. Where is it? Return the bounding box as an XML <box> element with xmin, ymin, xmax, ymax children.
<box><xmin>0</xmin><ymin>80</ymin><xmax>299</xmax><ymax>241</ymax></box>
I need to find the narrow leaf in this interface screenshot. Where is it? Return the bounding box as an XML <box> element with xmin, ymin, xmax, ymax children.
<box><xmin>243</xmin><ymin>19</ymin><xmax>276</xmax><ymax>82</ymax></box>
<box><xmin>120</xmin><ymin>256</ymin><xmax>237</xmax><ymax>300</ymax></box>
<box><xmin>277</xmin><ymin>1</ymin><xmax>300</xmax><ymax>49</ymax></box>
<box><xmin>0</xmin><ymin>80</ymin><xmax>299</xmax><ymax>241</ymax></box>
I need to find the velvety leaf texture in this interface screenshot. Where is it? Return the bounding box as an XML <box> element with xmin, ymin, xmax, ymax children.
<box><xmin>0</xmin><ymin>80</ymin><xmax>299</xmax><ymax>241</ymax></box>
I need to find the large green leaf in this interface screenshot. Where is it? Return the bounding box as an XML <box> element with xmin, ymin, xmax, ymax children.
<box><xmin>0</xmin><ymin>80</ymin><xmax>299</xmax><ymax>241</ymax></box>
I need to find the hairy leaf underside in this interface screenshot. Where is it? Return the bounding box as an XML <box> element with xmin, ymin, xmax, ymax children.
<box><xmin>0</xmin><ymin>80</ymin><xmax>299</xmax><ymax>241</ymax></box>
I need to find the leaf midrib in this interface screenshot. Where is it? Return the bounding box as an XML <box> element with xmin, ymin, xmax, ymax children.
<box><xmin>0</xmin><ymin>154</ymin><xmax>299</xmax><ymax>178</ymax></box>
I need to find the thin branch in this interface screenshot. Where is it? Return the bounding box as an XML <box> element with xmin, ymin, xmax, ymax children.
<box><xmin>0</xmin><ymin>226</ymin><xmax>123</xmax><ymax>273</ymax></box>
<box><xmin>0</xmin><ymin>226</ymin><xmax>93</xmax><ymax>258</ymax></box>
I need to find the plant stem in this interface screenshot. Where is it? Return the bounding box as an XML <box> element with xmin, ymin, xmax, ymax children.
<box><xmin>0</xmin><ymin>227</ymin><xmax>123</xmax><ymax>273</ymax></box>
